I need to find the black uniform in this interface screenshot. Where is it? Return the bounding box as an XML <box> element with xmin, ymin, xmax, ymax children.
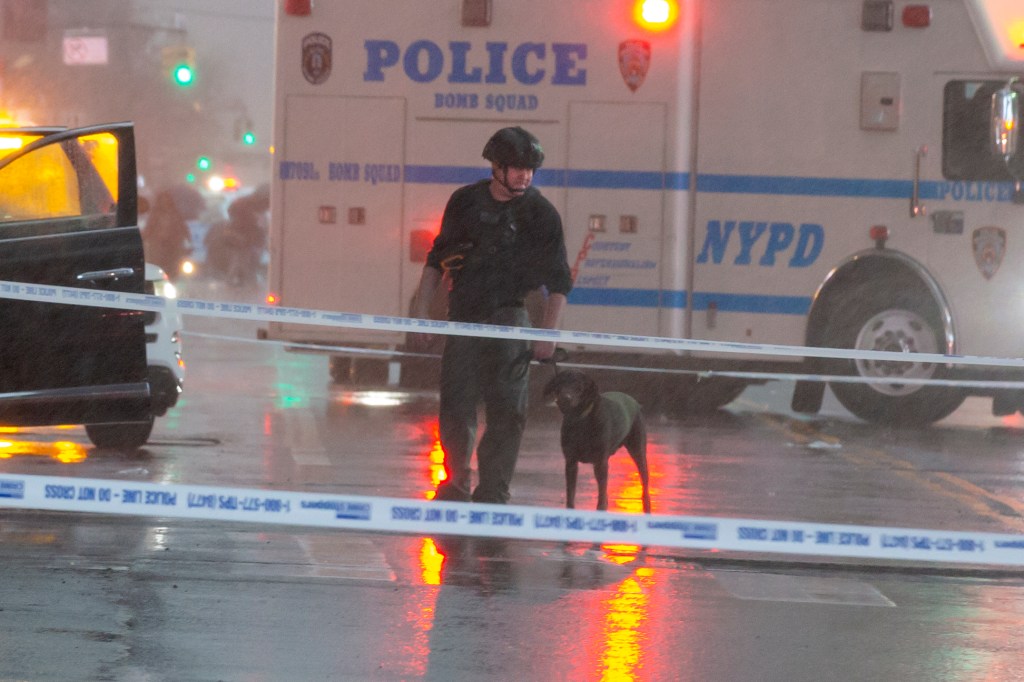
<box><xmin>428</xmin><ymin>179</ymin><xmax>572</xmax><ymax>503</ymax></box>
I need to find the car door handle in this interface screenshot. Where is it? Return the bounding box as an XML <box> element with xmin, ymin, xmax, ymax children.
<box><xmin>76</xmin><ymin>267</ymin><xmax>136</xmax><ymax>283</ymax></box>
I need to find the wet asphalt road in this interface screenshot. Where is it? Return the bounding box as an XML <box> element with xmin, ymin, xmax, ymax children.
<box><xmin>1</xmin><ymin>279</ymin><xmax>1024</xmax><ymax>680</ymax></box>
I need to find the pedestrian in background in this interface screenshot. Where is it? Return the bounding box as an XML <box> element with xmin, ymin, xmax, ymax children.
<box><xmin>409</xmin><ymin>127</ymin><xmax>572</xmax><ymax>504</ymax></box>
<box><xmin>142</xmin><ymin>188</ymin><xmax>193</xmax><ymax>280</ymax></box>
<box><xmin>223</xmin><ymin>184</ymin><xmax>270</xmax><ymax>286</ymax></box>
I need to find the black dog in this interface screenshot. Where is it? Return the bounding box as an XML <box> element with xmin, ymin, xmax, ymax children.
<box><xmin>543</xmin><ymin>371</ymin><xmax>651</xmax><ymax>514</ymax></box>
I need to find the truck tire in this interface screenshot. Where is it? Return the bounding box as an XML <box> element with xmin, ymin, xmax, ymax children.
<box><xmin>85</xmin><ymin>417</ymin><xmax>155</xmax><ymax>450</ymax></box>
<box><xmin>823</xmin><ymin>281</ymin><xmax>963</xmax><ymax>425</ymax></box>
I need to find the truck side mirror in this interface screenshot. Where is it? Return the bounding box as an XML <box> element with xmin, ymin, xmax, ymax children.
<box><xmin>991</xmin><ymin>80</ymin><xmax>1024</xmax><ymax>204</ymax></box>
<box><xmin>991</xmin><ymin>82</ymin><xmax>1019</xmax><ymax>161</ymax></box>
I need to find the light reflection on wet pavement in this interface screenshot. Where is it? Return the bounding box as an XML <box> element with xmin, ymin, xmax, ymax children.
<box><xmin>2</xmin><ymin>281</ymin><xmax>1024</xmax><ymax>679</ymax></box>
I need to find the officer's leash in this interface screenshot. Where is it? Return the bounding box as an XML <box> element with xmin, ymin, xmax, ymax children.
<box><xmin>507</xmin><ymin>346</ymin><xmax>567</xmax><ymax>383</ymax></box>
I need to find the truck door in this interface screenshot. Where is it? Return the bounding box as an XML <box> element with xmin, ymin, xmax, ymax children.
<box><xmin>0</xmin><ymin>124</ymin><xmax>151</xmax><ymax>427</ymax></box>
<box><xmin>563</xmin><ymin>102</ymin><xmax>668</xmax><ymax>337</ymax></box>
<box><xmin>277</xmin><ymin>95</ymin><xmax>405</xmax><ymax>339</ymax></box>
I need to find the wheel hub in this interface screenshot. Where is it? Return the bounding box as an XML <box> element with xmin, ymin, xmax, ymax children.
<box><xmin>853</xmin><ymin>308</ymin><xmax>938</xmax><ymax>396</ymax></box>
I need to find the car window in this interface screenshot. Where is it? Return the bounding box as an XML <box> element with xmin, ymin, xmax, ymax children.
<box><xmin>79</xmin><ymin>132</ymin><xmax>120</xmax><ymax>202</ymax></box>
<box><xmin>0</xmin><ymin>131</ymin><xmax>119</xmax><ymax>224</ymax></box>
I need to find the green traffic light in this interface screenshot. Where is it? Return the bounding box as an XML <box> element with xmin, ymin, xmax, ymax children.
<box><xmin>196</xmin><ymin>156</ymin><xmax>211</xmax><ymax>171</ymax></box>
<box><xmin>173</xmin><ymin>63</ymin><xmax>194</xmax><ymax>86</ymax></box>
<box><xmin>242</xmin><ymin>131</ymin><xmax>256</xmax><ymax>146</ymax></box>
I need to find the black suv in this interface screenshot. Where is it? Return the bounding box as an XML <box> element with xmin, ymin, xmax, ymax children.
<box><xmin>0</xmin><ymin>123</ymin><xmax>153</xmax><ymax>449</ymax></box>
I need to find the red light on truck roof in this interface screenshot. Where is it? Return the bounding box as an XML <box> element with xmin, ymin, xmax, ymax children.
<box><xmin>970</xmin><ymin>1</ymin><xmax>1024</xmax><ymax>67</ymax></box>
<box><xmin>1012</xmin><ymin>19</ymin><xmax>1024</xmax><ymax>51</ymax></box>
<box><xmin>634</xmin><ymin>0</ymin><xmax>679</xmax><ymax>32</ymax></box>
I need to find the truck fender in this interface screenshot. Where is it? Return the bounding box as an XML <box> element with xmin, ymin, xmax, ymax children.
<box><xmin>791</xmin><ymin>248</ymin><xmax>955</xmax><ymax>414</ymax></box>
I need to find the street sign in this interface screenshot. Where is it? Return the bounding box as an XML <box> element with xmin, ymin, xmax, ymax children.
<box><xmin>62</xmin><ymin>36</ymin><xmax>109</xmax><ymax>65</ymax></box>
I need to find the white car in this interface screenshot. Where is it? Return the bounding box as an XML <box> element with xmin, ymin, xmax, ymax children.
<box><xmin>144</xmin><ymin>263</ymin><xmax>185</xmax><ymax>417</ymax></box>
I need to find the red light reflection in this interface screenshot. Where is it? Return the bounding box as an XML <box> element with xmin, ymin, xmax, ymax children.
<box><xmin>601</xmin><ymin>543</ymin><xmax>644</xmax><ymax>566</ymax></box>
<box><xmin>599</xmin><ymin>572</ymin><xmax>652</xmax><ymax>678</ymax></box>
<box><xmin>596</xmin><ymin>436</ymin><xmax>676</xmax><ymax>516</ymax></box>
<box><xmin>575</xmin><ymin>441</ymin><xmax>683</xmax><ymax>678</ymax></box>
<box><xmin>419</xmin><ymin>537</ymin><xmax>445</xmax><ymax>586</ymax></box>
<box><xmin>600</xmin><ymin>546</ymin><xmax>653</xmax><ymax>680</ymax></box>
<box><xmin>0</xmin><ymin>426</ymin><xmax>88</xmax><ymax>463</ymax></box>
<box><xmin>418</xmin><ymin>418</ymin><xmax>447</xmax><ymax>500</ymax></box>
<box><xmin>564</xmin><ymin>544</ymin><xmax>664</xmax><ymax>680</ymax></box>
<box><xmin>406</xmin><ymin>414</ymin><xmax>449</xmax><ymax>675</ymax></box>
<box><xmin>402</xmin><ymin>424</ymin><xmax>693</xmax><ymax>678</ymax></box>
<box><xmin>389</xmin><ymin>536</ymin><xmax>444</xmax><ymax>679</ymax></box>
<box><xmin>1001</xmin><ymin>412</ymin><xmax>1024</xmax><ymax>428</ymax></box>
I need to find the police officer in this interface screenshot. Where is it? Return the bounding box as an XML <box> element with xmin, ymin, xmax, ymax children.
<box><xmin>410</xmin><ymin>127</ymin><xmax>573</xmax><ymax>503</ymax></box>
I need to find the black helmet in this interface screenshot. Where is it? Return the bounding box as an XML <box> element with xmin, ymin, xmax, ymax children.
<box><xmin>482</xmin><ymin>126</ymin><xmax>545</xmax><ymax>169</ymax></box>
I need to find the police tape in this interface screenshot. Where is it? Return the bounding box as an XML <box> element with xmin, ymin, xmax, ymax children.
<box><xmin>186</xmin><ymin>330</ymin><xmax>1024</xmax><ymax>390</ymax></box>
<box><xmin>2</xmin><ymin>472</ymin><xmax>1022</xmax><ymax>566</ymax></box>
<box><xmin>3</xmin><ymin>278</ymin><xmax>1024</xmax><ymax>370</ymax></box>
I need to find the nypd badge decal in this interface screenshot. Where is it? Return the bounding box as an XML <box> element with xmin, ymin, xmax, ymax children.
<box><xmin>302</xmin><ymin>32</ymin><xmax>332</xmax><ymax>85</ymax></box>
<box><xmin>618</xmin><ymin>39</ymin><xmax>651</xmax><ymax>92</ymax></box>
<box><xmin>972</xmin><ymin>226</ymin><xmax>1006</xmax><ymax>280</ymax></box>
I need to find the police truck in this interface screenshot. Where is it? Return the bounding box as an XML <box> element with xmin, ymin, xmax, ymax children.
<box><xmin>265</xmin><ymin>0</ymin><xmax>1024</xmax><ymax>424</ymax></box>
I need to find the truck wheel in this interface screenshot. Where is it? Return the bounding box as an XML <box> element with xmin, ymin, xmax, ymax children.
<box><xmin>85</xmin><ymin>418</ymin><xmax>154</xmax><ymax>450</ymax></box>
<box><xmin>665</xmin><ymin>376</ymin><xmax>747</xmax><ymax>415</ymax></box>
<box><xmin>823</xmin><ymin>281</ymin><xmax>964</xmax><ymax>425</ymax></box>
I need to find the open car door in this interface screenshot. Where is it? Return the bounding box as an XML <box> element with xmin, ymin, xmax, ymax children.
<box><xmin>0</xmin><ymin>123</ymin><xmax>153</xmax><ymax>448</ymax></box>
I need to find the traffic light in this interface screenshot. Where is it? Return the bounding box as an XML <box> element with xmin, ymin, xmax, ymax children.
<box><xmin>172</xmin><ymin>63</ymin><xmax>194</xmax><ymax>86</ymax></box>
<box><xmin>162</xmin><ymin>45</ymin><xmax>196</xmax><ymax>87</ymax></box>
<box><xmin>234</xmin><ymin>115</ymin><xmax>256</xmax><ymax>146</ymax></box>
<box><xmin>196</xmin><ymin>156</ymin><xmax>211</xmax><ymax>171</ymax></box>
